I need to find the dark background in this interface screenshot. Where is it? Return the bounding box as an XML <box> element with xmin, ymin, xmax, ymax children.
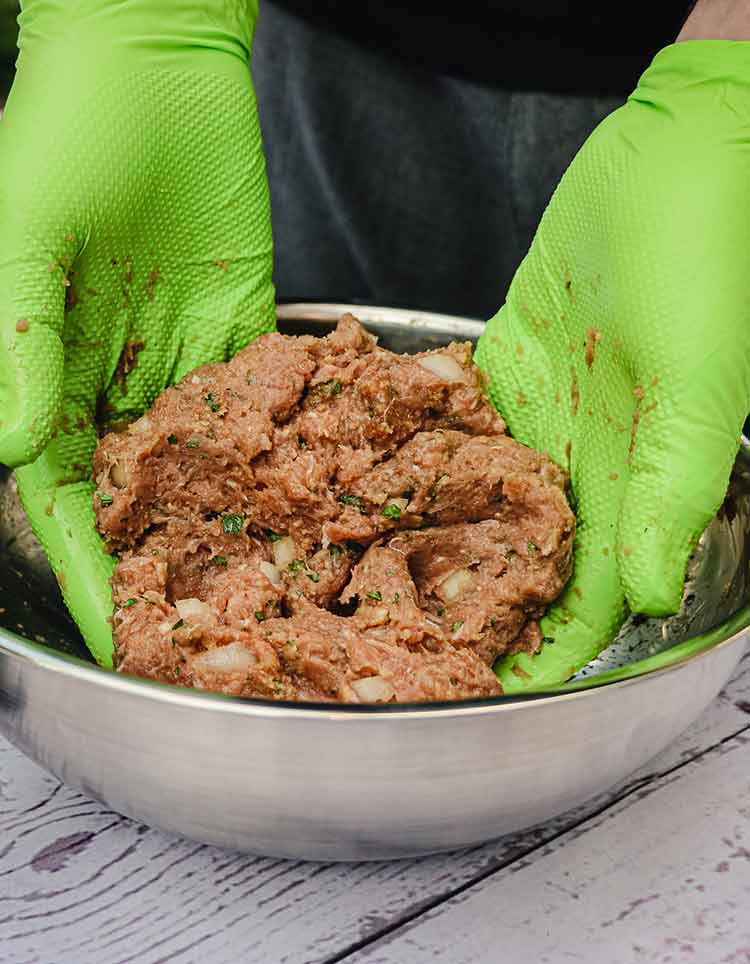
<box><xmin>0</xmin><ymin>0</ymin><xmax>17</xmax><ymax>105</ymax></box>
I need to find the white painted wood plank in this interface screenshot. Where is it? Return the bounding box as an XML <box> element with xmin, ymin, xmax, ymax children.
<box><xmin>0</xmin><ymin>656</ymin><xmax>748</xmax><ymax>964</ymax></box>
<box><xmin>343</xmin><ymin>725</ymin><xmax>750</xmax><ymax>964</ymax></box>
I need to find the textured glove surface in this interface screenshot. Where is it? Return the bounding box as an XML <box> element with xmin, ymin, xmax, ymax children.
<box><xmin>476</xmin><ymin>41</ymin><xmax>750</xmax><ymax>692</ymax></box>
<box><xmin>0</xmin><ymin>1</ymin><xmax>275</xmax><ymax>665</ymax></box>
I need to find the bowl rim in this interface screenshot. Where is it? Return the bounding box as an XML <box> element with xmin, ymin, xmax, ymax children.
<box><xmin>1</xmin><ymin>615</ymin><xmax>747</xmax><ymax>722</ymax></box>
<box><xmin>2</xmin><ymin>302</ymin><xmax>747</xmax><ymax>720</ymax></box>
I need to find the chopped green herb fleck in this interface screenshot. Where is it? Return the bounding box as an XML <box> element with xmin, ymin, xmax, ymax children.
<box><xmin>97</xmin><ymin>491</ymin><xmax>114</xmax><ymax>507</ymax></box>
<box><xmin>174</xmin><ymin>665</ymin><xmax>181</xmax><ymax>676</ymax></box>
<box><xmin>266</xmin><ymin>530</ymin><xmax>282</xmax><ymax>542</ymax></box>
<box><xmin>172</xmin><ymin>619</ymin><xmax>184</xmax><ymax>631</ymax></box>
<box><xmin>340</xmin><ymin>493</ymin><xmax>366</xmax><ymax>513</ymax></box>
<box><xmin>382</xmin><ymin>502</ymin><xmax>402</xmax><ymax>521</ymax></box>
<box><xmin>186</xmin><ymin>436</ymin><xmax>201</xmax><ymax>449</ymax></box>
<box><xmin>122</xmin><ymin>598</ymin><xmax>137</xmax><ymax>608</ymax></box>
<box><xmin>320</xmin><ymin>378</ymin><xmax>342</xmax><ymax>396</ymax></box>
<box><xmin>288</xmin><ymin>559</ymin><xmax>305</xmax><ymax>573</ymax></box>
<box><xmin>366</xmin><ymin>590</ymin><xmax>383</xmax><ymax>602</ymax></box>
<box><xmin>393</xmin><ymin>592</ymin><xmax>401</xmax><ymax>603</ymax></box>
<box><xmin>451</xmin><ymin>620</ymin><xmax>464</xmax><ymax>633</ymax></box>
<box><xmin>204</xmin><ymin>392</ymin><xmax>221</xmax><ymax>413</ymax></box>
<box><xmin>527</xmin><ymin>541</ymin><xmax>538</xmax><ymax>555</ymax></box>
<box><xmin>167</xmin><ymin>434</ymin><xmax>178</xmax><ymax>445</ymax></box>
<box><xmin>222</xmin><ymin>513</ymin><xmax>244</xmax><ymax>534</ymax></box>
<box><xmin>306</xmin><ymin>571</ymin><xmax>321</xmax><ymax>583</ymax></box>
<box><xmin>212</xmin><ymin>555</ymin><xmax>229</xmax><ymax>567</ymax></box>
<box><xmin>255</xmin><ymin>611</ymin><xmax>266</xmax><ymax>622</ymax></box>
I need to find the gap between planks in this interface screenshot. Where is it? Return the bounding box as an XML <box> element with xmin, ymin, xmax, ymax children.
<box><xmin>319</xmin><ymin>719</ymin><xmax>750</xmax><ymax>964</ymax></box>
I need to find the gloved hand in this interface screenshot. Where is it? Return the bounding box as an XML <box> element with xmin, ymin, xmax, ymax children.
<box><xmin>476</xmin><ymin>41</ymin><xmax>750</xmax><ymax>692</ymax></box>
<box><xmin>0</xmin><ymin>0</ymin><xmax>275</xmax><ymax>665</ymax></box>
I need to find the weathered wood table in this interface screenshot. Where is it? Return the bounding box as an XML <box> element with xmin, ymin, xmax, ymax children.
<box><xmin>1</xmin><ymin>656</ymin><xmax>749</xmax><ymax>964</ymax></box>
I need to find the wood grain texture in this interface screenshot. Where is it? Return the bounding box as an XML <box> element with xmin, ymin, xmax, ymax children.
<box><xmin>343</xmin><ymin>721</ymin><xmax>750</xmax><ymax>964</ymax></box>
<box><xmin>0</xmin><ymin>655</ymin><xmax>748</xmax><ymax>964</ymax></box>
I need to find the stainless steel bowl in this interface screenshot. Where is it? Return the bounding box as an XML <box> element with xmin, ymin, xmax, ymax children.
<box><xmin>1</xmin><ymin>304</ymin><xmax>748</xmax><ymax>861</ymax></box>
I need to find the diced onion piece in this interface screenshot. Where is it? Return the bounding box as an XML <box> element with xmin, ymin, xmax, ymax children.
<box><xmin>438</xmin><ymin>568</ymin><xmax>473</xmax><ymax>601</ymax></box>
<box><xmin>110</xmin><ymin>461</ymin><xmax>128</xmax><ymax>489</ymax></box>
<box><xmin>132</xmin><ymin>416</ymin><xmax>152</xmax><ymax>433</ymax></box>
<box><xmin>272</xmin><ymin>536</ymin><xmax>296</xmax><ymax>568</ymax></box>
<box><xmin>365</xmin><ymin>607</ymin><xmax>389</xmax><ymax>626</ymax></box>
<box><xmin>175</xmin><ymin>597</ymin><xmax>213</xmax><ymax>627</ymax></box>
<box><xmin>418</xmin><ymin>353</ymin><xmax>466</xmax><ymax>383</ymax></box>
<box><xmin>352</xmin><ymin>675</ymin><xmax>395</xmax><ymax>703</ymax></box>
<box><xmin>259</xmin><ymin>561</ymin><xmax>282</xmax><ymax>586</ymax></box>
<box><xmin>193</xmin><ymin>642</ymin><xmax>257</xmax><ymax>674</ymax></box>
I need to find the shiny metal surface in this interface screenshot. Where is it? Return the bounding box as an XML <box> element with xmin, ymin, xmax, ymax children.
<box><xmin>0</xmin><ymin>303</ymin><xmax>748</xmax><ymax>861</ymax></box>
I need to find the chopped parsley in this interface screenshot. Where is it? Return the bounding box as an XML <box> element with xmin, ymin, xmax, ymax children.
<box><xmin>174</xmin><ymin>665</ymin><xmax>181</xmax><ymax>676</ymax></box>
<box><xmin>339</xmin><ymin>493</ymin><xmax>366</xmax><ymax>513</ymax></box>
<box><xmin>212</xmin><ymin>555</ymin><xmax>229</xmax><ymax>567</ymax></box>
<box><xmin>204</xmin><ymin>392</ymin><xmax>221</xmax><ymax>413</ymax></box>
<box><xmin>122</xmin><ymin>598</ymin><xmax>137</xmax><ymax>608</ymax></box>
<box><xmin>306</xmin><ymin>571</ymin><xmax>321</xmax><ymax>583</ymax></box>
<box><xmin>172</xmin><ymin>619</ymin><xmax>184</xmax><ymax>631</ymax></box>
<box><xmin>451</xmin><ymin>620</ymin><xmax>464</xmax><ymax>633</ymax></box>
<box><xmin>167</xmin><ymin>434</ymin><xmax>178</xmax><ymax>445</ymax></box>
<box><xmin>186</xmin><ymin>436</ymin><xmax>201</xmax><ymax>449</ymax></box>
<box><xmin>266</xmin><ymin>530</ymin><xmax>282</xmax><ymax>542</ymax></box>
<box><xmin>382</xmin><ymin>502</ymin><xmax>402</xmax><ymax>521</ymax></box>
<box><xmin>393</xmin><ymin>592</ymin><xmax>401</xmax><ymax>603</ymax></box>
<box><xmin>288</xmin><ymin>559</ymin><xmax>305</xmax><ymax>573</ymax></box>
<box><xmin>97</xmin><ymin>491</ymin><xmax>113</xmax><ymax>507</ymax></box>
<box><xmin>527</xmin><ymin>541</ymin><xmax>538</xmax><ymax>556</ymax></box>
<box><xmin>366</xmin><ymin>590</ymin><xmax>383</xmax><ymax>602</ymax></box>
<box><xmin>320</xmin><ymin>378</ymin><xmax>342</xmax><ymax>396</ymax></box>
<box><xmin>222</xmin><ymin>513</ymin><xmax>244</xmax><ymax>534</ymax></box>
<box><xmin>255</xmin><ymin>611</ymin><xmax>266</xmax><ymax>623</ymax></box>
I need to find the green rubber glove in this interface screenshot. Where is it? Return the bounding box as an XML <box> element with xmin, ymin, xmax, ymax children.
<box><xmin>0</xmin><ymin>0</ymin><xmax>275</xmax><ymax>666</ymax></box>
<box><xmin>476</xmin><ymin>41</ymin><xmax>750</xmax><ymax>692</ymax></box>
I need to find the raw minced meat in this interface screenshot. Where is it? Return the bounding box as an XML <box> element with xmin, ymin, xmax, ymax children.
<box><xmin>93</xmin><ymin>314</ymin><xmax>574</xmax><ymax>703</ymax></box>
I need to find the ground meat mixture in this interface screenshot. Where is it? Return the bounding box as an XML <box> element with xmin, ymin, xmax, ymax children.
<box><xmin>93</xmin><ymin>315</ymin><xmax>574</xmax><ymax>703</ymax></box>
